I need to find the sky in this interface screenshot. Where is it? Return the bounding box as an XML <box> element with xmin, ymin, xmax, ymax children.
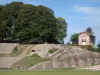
<box><xmin>0</xmin><ymin>0</ymin><xmax>100</xmax><ymax>45</ymax></box>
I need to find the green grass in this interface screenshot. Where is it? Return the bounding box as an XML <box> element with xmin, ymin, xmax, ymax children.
<box><xmin>0</xmin><ymin>68</ymin><xmax>12</xmax><ymax>70</ymax></box>
<box><xmin>0</xmin><ymin>71</ymin><xmax>100</xmax><ymax>75</ymax></box>
<box><xmin>53</xmin><ymin>67</ymin><xmax>76</xmax><ymax>71</ymax></box>
<box><xmin>10</xmin><ymin>47</ymin><xmax>22</xmax><ymax>56</ymax></box>
<box><xmin>11</xmin><ymin>54</ymin><xmax>50</xmax><ymax>70</ymax></box>
<box><xmin>49</xmin><ymin>48</ymin><xmax>57</xmax><ymax>54</ymax></box>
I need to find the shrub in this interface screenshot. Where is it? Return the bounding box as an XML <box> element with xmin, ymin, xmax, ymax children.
<box><xmin>12</xmin><ymin>47</ymin><xmax>19</xmax><ymax>56</ymax></box>
<box><xmin>12</xmin><ymin>46</ymin><xmax>23</xmax><ymax>56</ymax></box>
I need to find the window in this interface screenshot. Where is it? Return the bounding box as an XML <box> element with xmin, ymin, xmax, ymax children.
<box><xmin>81</xmin><ymin>39</ymin><xmax>86</xmax><ymax>42</ymax></box>
<box><xmin>31</xmin><ymin>50</ymin><xmax>35</xmax><ymax>52</ymax></box>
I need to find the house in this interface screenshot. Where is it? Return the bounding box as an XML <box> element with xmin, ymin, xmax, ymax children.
<box><xmin>78</xmin><ymin>32</ymin><xmax>95</xmax><ymax>46</ymax></box>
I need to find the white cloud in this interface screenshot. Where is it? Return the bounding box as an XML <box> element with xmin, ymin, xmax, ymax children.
<box><xmin>74</xmin><ymin>6</ymin><xmax>100</xmax><ymax>16</ymax></box>
<box><xmin>74</xmin><ymin>6</ymin><xmax>91</xmax><ymax>13</ymax></box>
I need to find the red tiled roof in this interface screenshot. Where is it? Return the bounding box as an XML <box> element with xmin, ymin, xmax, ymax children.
<box><xmin>79</xmin><ymin>32</ymin><xmax>92</xmax><ymax>36</ymax></box>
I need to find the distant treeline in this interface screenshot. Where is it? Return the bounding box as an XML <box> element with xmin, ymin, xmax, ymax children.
<box><xmin>0</xmin><ymin>2</ymin><xmax>67</xmax><ymax>44</ymax></box>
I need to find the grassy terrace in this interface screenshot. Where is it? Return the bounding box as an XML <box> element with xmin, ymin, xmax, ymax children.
<box><xmin>11</xmin><ymin>54</ymin><xmax>50</xmax><ymax>69</ymax></box>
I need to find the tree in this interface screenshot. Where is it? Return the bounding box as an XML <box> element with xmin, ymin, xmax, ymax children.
<box><xmin>97</xmin><ymin>42</ymin><xmax>100</xmax><ymax>49</ymax></box>
<box><xmin>55</xmin><ymin>17</ymin><xmax>67</xmax><ymax>44</ymax></box>
<box><xmin>0</xmin><ymin>2</ymin><xmax>23</xmax><ymax>42</ymax></box>
<box><xmin>86</xmin><ymin>27</ymin><xmax>93</xmax><ymax>34</ymax></box>
<box><xmin>70</xmin><ymin>33</ymin><xmax>78</xmax><ymax>44</ymax></box>
<box><xmin>0</xmin><ymin>2</ymin><xmax>67</xmax><ymax>43</ymax></box>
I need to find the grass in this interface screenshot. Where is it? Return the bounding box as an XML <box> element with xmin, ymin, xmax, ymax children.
<box><xmin>0</xmin><ymin>71</ymin><xmax>100</xmax><ymax>75</ymax></box>
<box><xmin>53</xmin><ymin>67</ymin><xmax>76</xmax><ymax>71</ymax></box>
<box><xmin>11</xmin><ymin>47</ymin><xmax>22</xmax><ymax>56</ymax></box>
<box><xmin>11</xmin><ymin>54</ymin><xmax>50</xmax><ymax>70</ymax></box>
<box><xmin>49</xmin><ymin>48</ymin><xmax>57</xmax><ymax>54</ymax></box>
<box><xmin>0</xmin><ymin>68</ymin><xmax>12</xmax><ymax>70</ymax></box>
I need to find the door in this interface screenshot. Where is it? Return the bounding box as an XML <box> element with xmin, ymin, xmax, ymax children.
<box><xmin>82</xmin><ymin>42</ymin><xmax>86</xmax><ymax>45</ymax></box>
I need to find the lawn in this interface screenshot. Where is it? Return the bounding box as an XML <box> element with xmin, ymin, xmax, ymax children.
<box><xmin>0</xmin><ymin>71</ymin><xmax>100</xmax><ymax>75</ymax></box>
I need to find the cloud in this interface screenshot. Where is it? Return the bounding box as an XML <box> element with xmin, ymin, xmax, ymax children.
<box><xmin>74</xmin><ymin>6</ymin><xmax>91</xmax><ymax>13</ymax></box>
<box><xmin>73</xmin><ymin>6</ymin><xmax>100</xmax><ymax>16</ymax></box>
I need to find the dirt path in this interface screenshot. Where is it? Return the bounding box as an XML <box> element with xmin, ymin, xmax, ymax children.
<box><xmin>79</xmin><ymin>65</ymin><xmax>100</xmax><ymax>71</ymax></box>
<box><xmin>0</xmin><ymin>45</ymin><xmax>34</xmax><ymax>68</ymax></box>
<box><xmin>19</xmin><ymin>45</ymin><xmax>33</xmax><ymax>58</ymax></box>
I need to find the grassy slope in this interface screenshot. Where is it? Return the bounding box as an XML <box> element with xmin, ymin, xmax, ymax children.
<box><xmin>0</xmin><ymin>71</ymin><xmax>100</xmax><ymax>75</ymax></box>
<box><xmin>11</xmin><ymin>54</ymin><xmax>49</xmax><ymax>69</ymax></box>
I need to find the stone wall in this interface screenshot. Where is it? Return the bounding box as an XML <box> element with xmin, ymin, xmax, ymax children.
<box><xmin>0</xmin><ymin>43</ymin><xmax>19</xmax><ymax>54</ymax></box>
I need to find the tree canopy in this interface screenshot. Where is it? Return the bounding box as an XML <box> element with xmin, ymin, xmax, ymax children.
<box><xmin>0</xmin><ymin>2</ymin><xmax>67</xmax><ymax>44</ymax></box>
<box><xmin>86</xmin><ymin>27</ymin><xmax>93</xmax><ymax>34</ymax></box>
<box><xmin>70</xmin><ymin>33</ymin><xmax>78</xmax><ymax>44</ymax></box>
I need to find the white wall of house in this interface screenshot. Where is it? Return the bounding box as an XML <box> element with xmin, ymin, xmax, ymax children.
<box><xmin>78</xmin><ymin>33</ymin><xmax>90</xmax><ymax>45</ymax></box>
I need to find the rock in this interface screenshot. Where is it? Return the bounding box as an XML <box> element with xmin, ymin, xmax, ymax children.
<box><xmin>29</xmin><ymin>45</ymin><xmax>100</xmax><ymax>70</ymax></box>
<box><xmin>29</xmin><ymin>61</ymin><xmax>54</xmax><ymax>70</ymax></box>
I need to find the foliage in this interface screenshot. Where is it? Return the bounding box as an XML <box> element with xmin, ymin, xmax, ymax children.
<box><xmin>11</xmin><ymin>47</ymin><xmax>22</xmax><ymax>56</ymax></box>
<box><xmin>55</xmin><ymin>17</ymin><xmax>67</xmax><ymax>43</ymax></box>
<box><xmin>97</xmin><ymin>42</ymin><xmax>100</xmax><ymax>49</ymax></box>
<box><xmin>49</xmin><ymin>48</ymin><xmax>57</xmax><ymax>54</ymax></box>
<box><xmin>0</xmin><ymin>2</ymin><xmax>67</xmax><ymax>44</ymax></box>
<box><xmin>86</xmin><ymin>27</ymin><xmax>93</xmax><ymax>34</ymax></box>
<box><xmin>70</xmin><ymin>33</ymin><xmax>78</xmax><ymax>44</ymax></box>
<box><xmin>88</xmin><ymin>47</ymin><xmax>100</xmax><ymax>53</ymax></box>
<box><xmin>87</xmin><ymin>42</ymin><xmax>100</xmax><ymax>52</ymax></box>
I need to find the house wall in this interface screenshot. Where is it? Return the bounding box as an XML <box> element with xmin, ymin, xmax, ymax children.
<box><xmin>78</xmin><ymin>33</ymin><xmax>90</xmax><ymax>45</ymax></box>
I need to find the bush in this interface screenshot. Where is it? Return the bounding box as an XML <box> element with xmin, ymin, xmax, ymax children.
<box><xmin>87</xmin><ymin>47</ymin><xmax>100</xmax><ymax>53</ymax></box>
<box><xmin>12</xmin><ymin>47</ymin><xmax>19</xmax><ymax>56</ymax></box>
<box><xmin>11</xmin><ymin>47</ymin><xmax>22</xmax><ymax>56</ymax></box>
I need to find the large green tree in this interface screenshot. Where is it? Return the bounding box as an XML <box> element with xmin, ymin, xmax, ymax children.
<box><xmin>55</xmin><ymin>17</ymin><xmax>67</xmax><ymax>43</ymax></box>
<box><xmin>0</xmin><ymin>2</ymin><xmax>67</xmax><ymax>43</ymax></box>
